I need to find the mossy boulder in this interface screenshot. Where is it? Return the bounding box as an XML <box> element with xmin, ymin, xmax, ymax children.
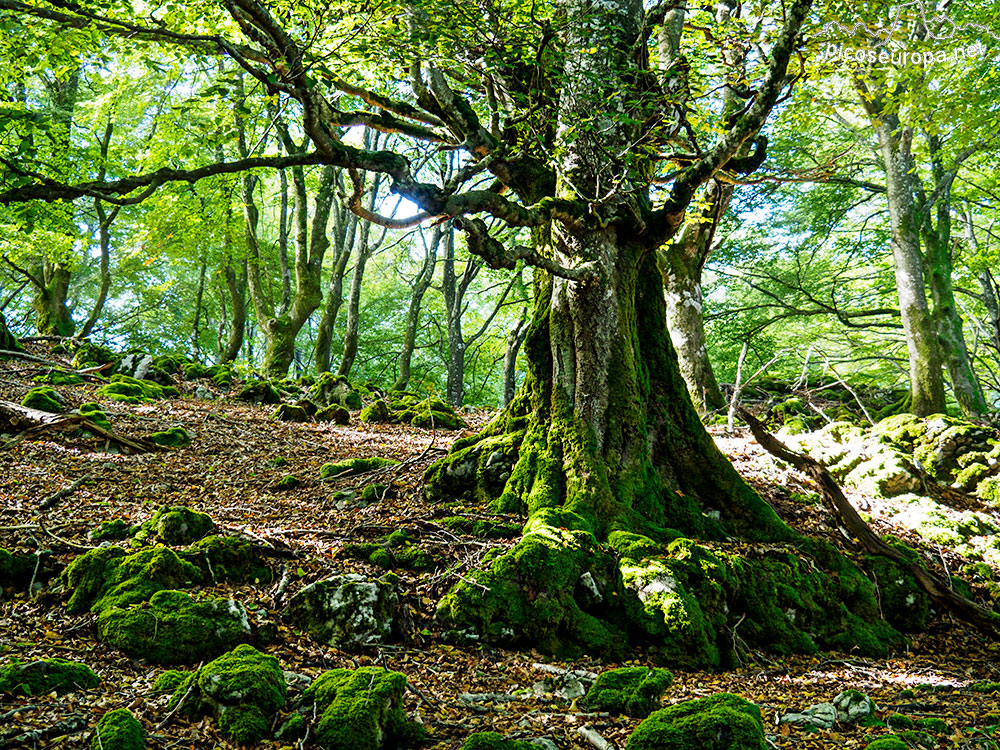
<box><xmin>625</xmin><ymin>693</ymin><xmax>766</xmax><ymax>750</ymax></box>
<box><xmin>71</xmin><ymin>341</ymin><xmax>116</xmax><ymax>369</ymax></box>
<box><xmin>88</xmin><ymin>518</ymin><xmax>136</xmax><ymax>542</ymax></box>
<box><xmin>584</xmin><ymin>667</ymin><xmax>674</xmax><ymax>718</ymax></box>
<box><xmin>234</xmin><ymin>379</ymin><xmax>281</xmax><ymax>405</ymax></box>
<box><xmin>153</xmin><ymin>669</ymin><xmax>189</xmax><ymax>692</ymax></box>
<box><xmin>461</xmin><ymin>733</ymin><xmax>537</xmax><ymax>750</ymax></box>
<box><xmin>0</xmin><ymin>657</ymin><xmax>101</xmax><ymax>695</ymax></box>
<box><xmin>286</xmin><ymin>574</ymin><xmax>398</xmax><ymax>650</ymax></box>
<box><xmin>310</xmin><ymin>374</ymin><xmax>363</xmax><ymax>410</ymax></box>
<box><xmin>183</xmin><ymin>362</ymin><xmax>210</xmax><ymax>380</ymax></box>
<box><xmin>77</xmin><ymin>402</ymin><xmax>112</xmax><ymax>431</ymax></box>
<box><xmin>359</xmin><ymin>399</ymin><xmax>391</xmax><ymax>424</ymax></box>
<box><xmin>97</xmin><ymin>374</ymin><xmax>177</xmax><ymax>403</ymax></box>
<box><xmin>21</xmin><ymin>385</ymin><xmax>65</xmax><ymax>413</ymax></box>
<box><xmin>271</xmin><ymin>403</ymin><xmax>310</xmax><ymax>422</ymax></box>
<box><xmin>34</xmin><ymin>370</ymin><xmax>84</xmax><ymax>385</ymax></box>
<box><xmin>97</xmin><ymin>589</ymin><xmax>255</xmax><ymax>665</ymax></box>
<box><xmin>91</xmin><ymin>708</ymin><xmax>144</xmax><ymax>750</ymax></box>
<box><xmin>275</xmin><ymin>474</ymin><xmax>300</xmax><ymax>491</ymax></box>
<box><xmin>114</xmin><ymin>353</ymin><xmax>173</xmax><ymax>385</ymax></box>
<box><xmin>133</xmin><ymin>505</ymin><xmax>215</xmax><ymax>546</ymax></box>
<box><xmin>148</xmin><ymin>427</ymin><xmax>191</xmax><ymax>447</ymax></box>
<box><xmin>210</xmin><ymin>365</ymin><xmax>234</xmax><ymax>389</ymax></box>
<box><xmin>320</xmin><ymin>456</ymin><xmax>399</xmax><ymax>479</ymax></box>
<box><xmin>874</xmin><ymin>413</ymin><xmax>996</xmax><ymax>485</ymax></box>
<box><xmin>171</xmin><ymin>644</ymin><xmax>287</xmax><ymax>745</ymax></box>
<box><xmin>423</xmin><ymin>431</ymin><xmax>523</xmax><ymax>506</ymax></box>
<box><xmin>299</xmin><ymin>667</ymin><xmax>415</xmax><ymax>750</ymax></box>
<box><xmin>180</xmin><ymin>535</ymin><xmax>272</xmax><ymax>584</ymax></box>
<box><xmin>316</xmin><ymin>404</ymin><xmax>351</xmax><ymax>424</ymax></box>
<box><xmin>63</xmin><ymin>545</ymin><xmax>202</xmax><ymax>614</ymax></box>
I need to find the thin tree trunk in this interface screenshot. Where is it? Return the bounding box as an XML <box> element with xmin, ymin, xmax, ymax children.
<box><xmin>190</xmin><ymin>251</ymin><xmax>208</xmax><ymax>359</ymax></box>
<box><xmin>80</xmin><ymin>119</ymin><xmax>118</xmax><ymax>339</ymax></box>
<box><xmin>220</xmin><ymin>258</ymin><xmax>247</xmax><ymax>363</ymax></box>
<box><xmin>502</xmin><ymin>307</ymin><xmax>529</xmax><ymax>406</ymax></box>
<box><xmin>393</xmin><ymin>225</ymin><xmax>441</xmax><ymax>391</ymax></box>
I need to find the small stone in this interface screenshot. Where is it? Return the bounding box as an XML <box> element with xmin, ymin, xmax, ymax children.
<box><xmin>779</xmin><ymin>702</ymin><xmax>837</xmax><ymax>730</ymax></box>
<box><xmin>833</xmin><ymin>689</ymin><xmax>876</xmax><ymax>723</ymax></box>
<box><xmin>531</xmin><ymin>674</ymin><xmax>586</xmax><ymax>701</ymax></box>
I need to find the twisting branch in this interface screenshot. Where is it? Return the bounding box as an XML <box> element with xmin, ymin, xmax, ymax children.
<box><xmin>738</xmin><ymin>407</ymin><xmax>1000</xmax><ymax>638</ymax></box>
<box><xmin>454</xmin><ymin>217</ymin><xmax>598</xmax><ymax>281</ymax></box>
<box><xmin>347</xmin><ymin>169</ymin><xmax>432</xmax><ymax>229</ymax></box>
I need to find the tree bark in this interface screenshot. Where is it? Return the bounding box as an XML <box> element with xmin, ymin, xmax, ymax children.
<box><xmin>220</xmin><ymin>257</ymin><xmax>247</xmax><ymax>363</ymax></box>
<box><xmin>502</xmin><ymin>307</ymin><xmax>529</xmax><ymax>406</ymax></box>
<box><xmin>79</xmin><ymin>120</ymin><xmax>118</xmax><ymax>339</ymax></box>
<box><xmin>857</xmin><ymin>86</ymin><xmax>946</xmax><ymax>416</ymax></box>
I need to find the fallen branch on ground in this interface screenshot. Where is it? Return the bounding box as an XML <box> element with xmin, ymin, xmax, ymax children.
<box><xmin>737</xmin><ymin>406</ymin><xmax>1000</xmax><ymax>638</ymax></box>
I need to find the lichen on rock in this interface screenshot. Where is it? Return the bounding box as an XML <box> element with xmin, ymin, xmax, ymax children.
<box><xmin>286</xmin><ymin>574</ymin><xmax>398</xmax><ymax>650</ymax></box>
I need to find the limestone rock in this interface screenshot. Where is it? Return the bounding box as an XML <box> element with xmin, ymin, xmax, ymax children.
<box><xmin>286</xmin><ymin>574</ymin><xmax>398</xmax><ymax>650</ymax></box>
<box><xmin>531</xmin><ymin>673</ymin><xmax>587</xmax><ymax>701</ymax></box>
<box><xmin>833</xmin><ymin>689</ymin><xmax>876</xmax><ymax>723</ymax></box>
<box><xmin>310</xmin><ymin>374</ymin><xmax>362</xmax><ymax>410</ymax></box>
<box><xmin>779</xmin><ymin>702</ymin><xmax>837</xmax><ymax>729</ymax></box>
<box><xmin>272</xmin><ymin>403</ymin><xmax>310</xmax><ymax>422</ymax></box>
<box><xmin>133</xmin><ymin>505</ymin><xmax>215</xmax><ymax>546</ymax></box>
<box><xmin>114</xmin><ymin>353</ymin><xmax>172</xmax><ymax>385</ymax></box>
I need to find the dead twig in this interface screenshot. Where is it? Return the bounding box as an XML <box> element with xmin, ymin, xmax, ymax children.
<box><xmin>154</xmin><ymin>664</ymin><xmax>202</xmax><ymax>731</ymax></box>
<box><xmin>39</xmin><ymin>474</ymin><xmax>92</xmax><ymax>510</ymax></box>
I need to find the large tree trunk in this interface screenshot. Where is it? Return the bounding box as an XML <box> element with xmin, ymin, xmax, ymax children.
<box><xmin>424</xmin><ymin>0</ymin><xmax>892</xmax><ymax>667</ymax></box>
<box><xmin>33</xmin><ymin>260</ymin><xmax>74</xmax><ymax>337</ymax></box>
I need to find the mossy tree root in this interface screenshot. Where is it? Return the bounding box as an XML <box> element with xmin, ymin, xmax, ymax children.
<box><xmin>428</xmin><ymin>254</ymin><xmax>898</xmax><ymax>666</ymax></box>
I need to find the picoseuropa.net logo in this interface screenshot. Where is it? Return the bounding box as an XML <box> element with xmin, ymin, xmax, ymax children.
<box><xmin>819</xmin><ymin>0</ymin><xmax>998</xmax><ymax>66</ymax></box>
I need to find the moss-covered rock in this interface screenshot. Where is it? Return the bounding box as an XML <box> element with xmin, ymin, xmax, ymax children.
<box><xmin>461</xmin><ymin>732</ymin><xmax>537</xmax><ymax>750</ymax></box>
<box><xmin>97</xmin><ymin>589</ymin><xmax>255</xmax><ymax>665</ymax></box>
<box><xmin>0</xmin><ymin>657</ymin><xmax>101</xmax><ymax>695</ymax></box>
<box><xmin>34</xmin><ymin>369</ymin><xmax>84</xmax><ymax>385</ymax></box>
<box><xmin>153</xmin><ymin>669</ymin><xmax>189</xmax><ymax>692</ymax></box>
<box><xmin>310</xmin><ymin>374</ymin><xmax>363</xmax><ymax>410</ymax></box>
<box><xmin>88</xmin><ymin>518</ymin><xmax>136</xmax><ymax>542</ymax></box>
<box><xmin>271</xmin><ymin>403</ymin><xmax>310</xmax><ymax>422</ymax></box>
<box><xmin>147</xmin><ymin>427</ymin><xmax>191</xmax><ymax>447</ymax></box>
<box><xmin>320</xmin><ymin>456</ymin><xmax>399</xmax><ymax>479</ymax></box>
<box><xmin>864</xmin><ymin>550</ymin><xmax>931</xmax><ymax>633</ymax></box>
<box><xmin>210</xmin><ymin>365</ymin><xmax>234</xmax><ymax>389</ymax></box>
<box><xmin>286</xmin><ymin>574</ymin><xmax>398</xmax><ymax>650</ymax></box>
<box><xmin>625</xmin><ymin>693</ymin><xmax>766</xmax><ymax>750</ymax></box>
<box><xmin>114</xmin><ymin>353</ymin><xmax>173</xmax><ymax>385</ymax></box>
<box><xmin>584</xmin><ymin>667</ymin><xmax>674</xmax><ymax>718</ymax></box>
<box><xmin>234</xmin><ymin>379</ymin><xmax>281</xmax><ymax>405</ymax></box>
<box><xmin>77</xmin><ymin>402</ymin><xmax>112</xmax><ymax>431</ymax></box>
<box><xmin>97</xmin><ymin>374</ymin><xmax>177</xmax><ymax>403</ymax></box>
<box><xmin>180</xmin><ymin>535</ymin><xmax>272</xmax><ymax>584</ymax></box>
<box><xmin>21</xmin><ymin>385</ymin><xmax>65</xmax><ymax>413</ymax></box>
<box><xmin>316</xmin><ymin>404</ymin><xmax>351</xmax><ymax>424</ymax></box>
<box><xmin>71</xmin><ymin>341</ymin><xmax>116</xmax><ymax>369</ymax></box>
<box><xmin>865</xmin><ymin>739</ymin><xmax>908</xmax><ymax>750</ymax></box>
<box><xmin>63</xmin><ymin>545</ymin><xmax>202</xmax><ymax>614</ymax></box>
<box><xmin>275</xmin><ymin>474</ymin><xmax>300</xmax><ymax>491</ymax></box>
<box><xmin>91</xmin><ymin>708</ymin><xmax>144</xmax><ymax>750</ymax></box>
<box><xmin>173</xmin><ymin>644</ymin><xmax>286</xmax><ymax>745</ymax></box>
<box><xmin>359</xmin><ymin>399</ymin><xmax>391</xmax><ymax>424</ymax></box>
<box><xmin>132</xmin><ymin>505</ymin><xmax>215</xmax><ymax>546</ymax></box>
<box><xmin>300</xmin><ymin>667</ymin><xmax>414</xmax><ymax>750</ymax></box>
<box><xmin>183</xmin><ymin>362</ymin><xmax>210</xmax><ymax>380</ymax></box>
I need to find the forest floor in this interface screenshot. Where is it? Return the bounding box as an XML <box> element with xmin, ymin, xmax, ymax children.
<box><xmin>2</xmin><ymin>346</ymin><xmax>1000</xmax><ymax>749</ymax></box>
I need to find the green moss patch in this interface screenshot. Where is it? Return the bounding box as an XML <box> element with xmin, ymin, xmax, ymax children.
<box><xmin>320</xmin><ymin>456</ymin><xmax>399</xmax><ymax>479</ymax></box>
<box><xmin>88</xmin><ymin>518</ymin><xmax>136</xmax><ymax>542</ymax></box>
<box><xmin>148</xmin><ymin>427</ymin><xmax>191</xmax><ymax>447</ymax></box>
<box><xmin>461</xmin><ymin>732</ymin><xmax>537</xmax><ymax>750</ymax></box>
<box><xmin>361</xmin><ymin>392</ymin><xmax>466</xmax><ymax>430</ymax></box>
<box><xmin>132</xmin><ymin>505</ymin><xmax>215</xmax><ymax>546</ymax></box>
<box><xmin>97</xmin><ymin>589</ymin><xmax>255</xmax><ymax>665</ymax></box>
<box><xmin>625</xmin><ymin>693</ymin><xmax>766</xmax><ymax>750</ymax></box>
<box><xmin>272</xmin><ymin>403</ymin><xmax>310</xmax><ymax>422</ymax></box>
<box><xmin>300</xmin><ymin>667</ymin><xmax>417</xmax><ymax>750</ymax></box>
<box><xmin>91</xmin><ymin>708</ymin><xmax>144</xmax><ymax>750</ymax></box>
<box><xmin>0</xmin><ymin>657</ymin><xmax>100</xmax><ymax>695</ymax></box>
<box><xmin>866</xmin><ymin>739</ymin><xmax>909</xmax><ymax>750</ymax></box>
<box><xmin>584</xmin><ymin>667</ymin><xmax>674</xmax><ymax>718</ymax></box>
<box><xmin>97</xmin><ymin>374</ymin><xmax>177</xmax><ymax>403</ymax></box>
<box><xmin>439</xmin><ymin>516</ymin><xmax>522</xmax><ymax>539</ymax></box>
<box><xmin>864</xmin><ymin>553</ymin><xmax>931</xmax><ymax>633</ymax></box>
<box><xmin>63</xmin><ymin>545</ymin><xmax>202</xmax><ymax>614</ymax></box>
<box><xmin>234</xmin><ymin>379</ymin><xmax>281</xmax><ymax>404</ymax></box>
<box><xmin>171</xmin><ymin>644</ymin><xmax>287</xmax><ymax>746</ymax></box>
<box><xmin>34</xmin><ymin>370</ymin><xmax>83</xmax><ymax>385</ymax></box>
<box><xmin>309</xmin><ymin>374</ymin><xmax>363</xmax><ymax>410</ymax></box>
<box><xmin>71</xmin><ymin>341</ymin><xmax>116</xmax><ymax>369</ymax></box>
<box><xmin>77</xmin><ymin>402</ymin><xmax>112</xmax><ymax>431</ymax></box>
<box><xmin>316</xmin><ymin>404</ymin><xmax>350</xmax><ymax>424</ymax></box>
<box><xmin>21</xmin><ymin>385</ymin><xmax>65</xmax><ymax>413</ymax></box>
<box><xmin>180</xmin><ymin>535</ymin><xmax>272</xmax><ymax>584</ymax></box>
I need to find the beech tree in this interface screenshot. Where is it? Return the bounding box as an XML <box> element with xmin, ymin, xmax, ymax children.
<box><xmin>0</xmin><ymin>0</ymin><xmax>918</xmax><ymax>663</ymax></box>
